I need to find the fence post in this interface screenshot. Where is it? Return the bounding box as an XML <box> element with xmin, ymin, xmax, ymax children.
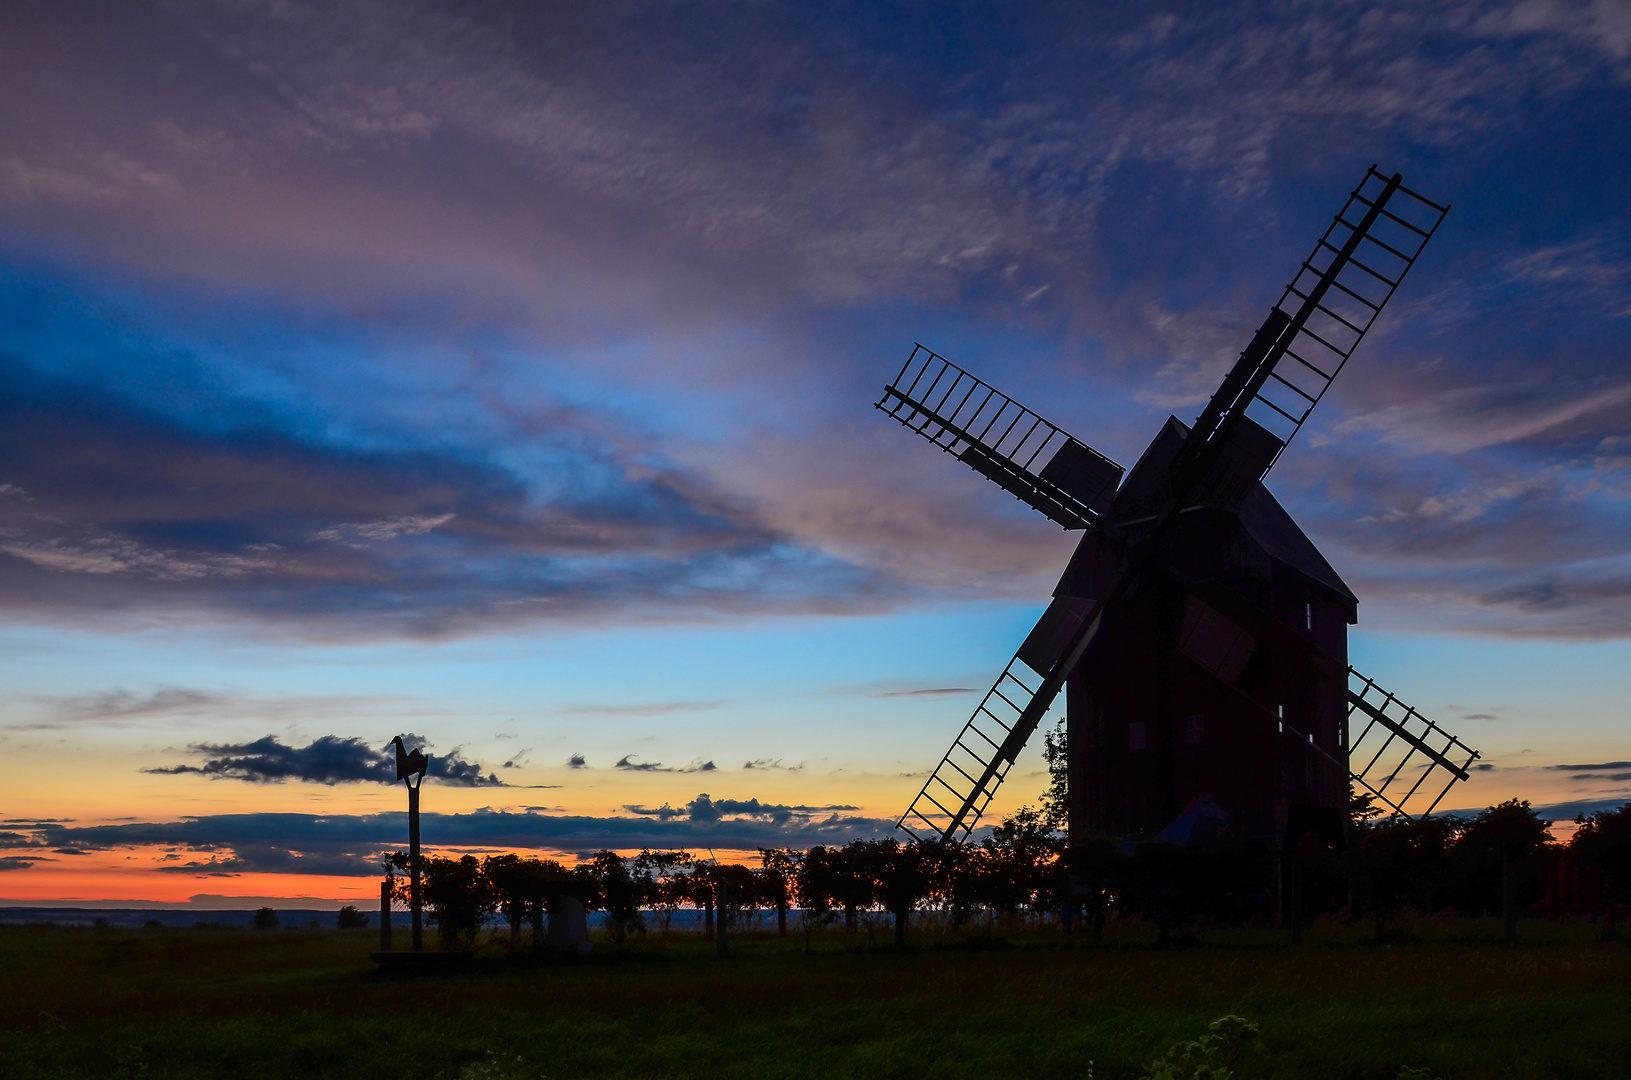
<box><xmin>716</xmin><ymin>880</ymin><xmax>729</xmax><ymax>957</ymax></box>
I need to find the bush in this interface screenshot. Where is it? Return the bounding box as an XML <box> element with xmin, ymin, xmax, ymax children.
<box><xmin>1141</xmin><ymin>1014</ymin><xmax>1262</xmax><ymax>1080</ymax></box>
<box><xmin>250</xmin><ymin>907</ymin><xmax>279</xmax><ymax>931</ymax></box>
<box><xmin>335</xmin><ymin>906</ymin><xmax>368</xmax><ymax>929</ymax></box>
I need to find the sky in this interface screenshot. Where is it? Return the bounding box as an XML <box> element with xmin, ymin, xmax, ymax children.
<box><xmin>1</xmin><ymin>0</ymin><xmax>1628</xmax><ymax>907</ymax></box>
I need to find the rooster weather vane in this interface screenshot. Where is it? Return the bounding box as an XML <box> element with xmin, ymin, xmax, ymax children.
<box><xmin>391</xmin><ymin>735</ymin><xmax>430</xmax><ymax>950</ymax></box>
<box><xmin>876</xmin><ymin>167</ymin><xmax>1481</xmax><ymax>852</ymax></box>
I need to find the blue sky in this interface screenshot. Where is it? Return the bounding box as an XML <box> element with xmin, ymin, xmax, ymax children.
<box><xmin>0</xmin><ymin>0</ymin><xmax>1628</xmax><ymax>902</ymax></box>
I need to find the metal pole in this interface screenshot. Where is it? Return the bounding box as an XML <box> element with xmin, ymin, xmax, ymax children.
<box><xmin>408</xmin><ymin>779</ymin><xmax>422</xmax><ymax>952</ymax></box>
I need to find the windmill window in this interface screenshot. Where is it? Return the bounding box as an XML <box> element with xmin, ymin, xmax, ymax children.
<box><xmin>1186</xmin><ymin>715</ymin><xmax>1204</xmax><ymax>744</ymax></box>
<box><xmin>1128</xmin><ymin>722</ymin><xmax>1146</xmax><ymax>750</ymax></box>
<box><xmin>1305</xmin><ymin>601</ymin><xmax>1313</xmax><ymax>632</ymax></box>
<box><xmin>1277</xmin><ymin>704</ymin><xmax>1284</xmax><ymax>733</ymax></box>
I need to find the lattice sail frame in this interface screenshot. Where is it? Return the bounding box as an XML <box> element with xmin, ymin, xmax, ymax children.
<box><xmin>877</xmin><ymin>346</ymin><xmax>1124</xmax><ymax>530</ymax></box>
<box><xmin>1244</xmin><ymin>168</ymin><xmax>1449</xmax><ymax>461</ymax></box>
<box><xmin>1347</xmin><ymin>667</ymin><xmax>1481</xmax><ymax>819</ymax></box>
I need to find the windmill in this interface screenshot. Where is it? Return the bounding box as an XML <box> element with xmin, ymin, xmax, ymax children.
<box><xmin>878</xmin><ymin>167</ymin><xmax>1480</xmax><ymax>856</ymax></box>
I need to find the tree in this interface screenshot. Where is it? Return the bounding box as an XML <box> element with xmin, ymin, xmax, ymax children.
<box><xmin>633</xmin><ymin>849</ymin><xmax>693</xmax><ymax>934</ymax></box>
<box><xmin>251</xmin><ymin>907</ymin><xmax>279</xmax><ymax>931</ymax></box>
<box><xmin>1454</xmin><ymin>798</ymin><xmax>1554</xmax><ymax>939</ymax></box>
<box><xmin>981</xmin><ymin>805</ymin><xmax>1064</xmax><ymax>917</ymax></box>
<box><xmin>833</xmin><ymin>841</ymin><xmax>880</xmax><ymax>932</ymax></box>
<box><xmin>711</xmin><ymin>862</ymin><xmax>757</xmax><ymax>939</ymax></box>
<box><xmin>758</xmin><ymin>848</ymin><xmax>801</xmax><ymax>935</ymax></box>
<box><xmin>335</xmin><ymin>905</ymin><xmax>368</xmax><ymax>929</ymax></box>
<box><xmin>416</xmin><ymin>854</ymin><xmax>493</xmax><ymax>950</ymax></box>
<box><xmin>483</xmin><ymin>853</ymin><xmax>533</xmax><ymax>947</ymax></box>
<box><xmin>589</xmin><ymin>849</ymin><xmax>646</xmax><ymax>945</ymax></box>
<box><xmin>916</xmin><ymin>840</ymin><xmax>977</xmax><ymax>928</ymax></box>
<box><xmin>1572</xmin><ymin>801</ymin><xmax>1631</xmax><ymax>908</ymax></box>
<box><xmin>1041</xmin><ymin>717</ymin><xmax>1069</xmax><ymax>833</ymax></box>
<box><xmin>863</xmin><ymin>838</ymin><xmax>928</xmax><ymax>949</ymax></box>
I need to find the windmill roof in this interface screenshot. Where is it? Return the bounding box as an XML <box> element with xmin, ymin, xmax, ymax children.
<box><xmin>1103</xmin><ymin>415</ymin><xmax>1357</xmax><ymax>608</ymax></box>
<box><xmin>1236</xmin><ymin>484</ymin><xmax>1358</xmax><ymax>607</ymax></box>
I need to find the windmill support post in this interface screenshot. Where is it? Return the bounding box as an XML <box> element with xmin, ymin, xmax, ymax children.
<box><xmin>1289</xmin><ymin>857</ymin><xmax>1304</xmax><ymax>945</ymax></box>
<box><xmin>408</xmin><ymin>778</ymin><xmax>422</xmax><ymax>952</ymax></box>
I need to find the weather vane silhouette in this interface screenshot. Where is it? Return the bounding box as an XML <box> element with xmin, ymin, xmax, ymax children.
<box><xmin>392</xmin><ymin>735</ymin><xmax>430</xmax><ymax>951</ymax></box>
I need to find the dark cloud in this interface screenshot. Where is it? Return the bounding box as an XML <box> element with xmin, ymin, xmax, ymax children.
<box><xmin>743</xmin><ymin>759</ymin><xmax>803</xmax><ymax>771</ymax></box>
<box><xmin>0</xmin><ymin>857</ymin><xmax>41</xmax><ymax>871</ymax></box>
<box><xmin>1569</xmin><ymin>773</ymin><xmax>1631</xmax><ymax>783</ymax></box>
<box><xmin>1527</xmin><ymin>797</ymin><xmax>1631</xmax><ymax>822</ymax></box>
<box><xmin>1553</xmin><ymin>762</ymin><xmax>1631</xmax><ymax>771</ymax></box>
<box><xmin>144</xmin><ymin>735</ymin><xmax>504</xmax><ymax>787</ymax></box>
<box><xmin>0</xmin><ymin>349</ymin><xmax>890</xmax><ymax>639</ymax></box>
<box><xmin>0</xmin><ymin>805</ymin><xmax>895</xmax><ymax>877</ymax></box>
<box><xmin>614</xmin><ymin>756</ymin><xmax>666</xmax><ymax>772</ymax></box>
<box><xmin>0</xmin><ymin>0</ymin><xmax>1628</xmax><ymax>646</ymax></box>
<box><xmin>873</xmin><ymin>687</ymin><xmax>979</xmax><ymax>699</ymax></box>
<box><xmin>566</xmin><ymin>754</ymin><xmax>586</xmax><ymax>769</ymax></box>
<box><xmin>623</xmin><ymin>793</ymin><xmax>860</xmax><ymax>827</ymax></box>
<box><xmin>42</xmin><ymin>688</ymin><xmax>225</xmax><ymax>724</ymax></box>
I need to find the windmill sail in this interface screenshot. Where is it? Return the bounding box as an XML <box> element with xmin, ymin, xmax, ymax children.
<box><xmin>1178</xmin><ymin>168</ymin><xmax>1449</xmax><ymax>491</ymax></box>
<box><xmin>898</xmin><ymin>597</ymin><xmax>1101</xmax><ymax>842</ymax></box>
<box><xmin>891</xmin><ymin>166</ymin><xmax>1451</xmax><ymax>842</ymax></box>
<box><xmin>1347</xmin><ymin>667</ymin><xmax>1481</xmax><ymax>819</ymax></box>
<box><xmin>877</xmin><ymin>345</ymin><xmax>1124</xmax><ymax>529</ymax></box>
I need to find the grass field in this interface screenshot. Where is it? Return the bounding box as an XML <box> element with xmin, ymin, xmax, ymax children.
<box><xmin>0</xmin><ymin>918</ymin><xmax>1626</xmax><ymax>1079</ymax></box>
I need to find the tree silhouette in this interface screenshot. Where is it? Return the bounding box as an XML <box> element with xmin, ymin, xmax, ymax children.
<box><xmin>589</xmin><ymin>850</ymin><xmax>645</xmax><ymax>945</ymax></box>
<box><xmin>1572</xmin><ymin>802</ymin><xmax>1631</xmax><ymax>909</ymax></box>
<box><xmin>633</xmin><ymin>849</ymin><xmax>692</xmax><ymax>934</ymax></box>
<box><xmin>757</xmin><ymin>847</ymin><xmax>801</xmax><ymax>935</ymax></box>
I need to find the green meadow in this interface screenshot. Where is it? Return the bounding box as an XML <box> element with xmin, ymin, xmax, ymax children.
<box><xmin>0</xmin><ymin>920</ymin><xmax>1626</xmax><ymax>1080</ymax></box>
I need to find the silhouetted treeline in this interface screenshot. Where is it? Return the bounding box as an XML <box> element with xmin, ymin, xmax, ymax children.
<box><xmin>382</xmin><ymin>795</ymin><xmax>1631</xmax><ymax>949</ymax></box>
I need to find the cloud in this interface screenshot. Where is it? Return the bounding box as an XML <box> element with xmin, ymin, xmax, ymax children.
<box><xmin>614</xmin><ymin>755</ymin><xmax>666</xmax><ymax>772</ymax></box>
<box><xmin>622</xmin><ymin>793</ymin><xmax>862</xmax><ymax>827</ymax></box>
<box><xmin>566</xmin><ymin>754</ymin><xmax>586</xmax><ymax>769</ymax></box>
<box><xmin>0</xmin><ymin>349</ymin><xmax>891</xmax><ymax>639</ymax></box>
<box><xmin>0</xmin><ymin>1</ymin><xmax>1629</xmax><ymax>650</ymax></box>
<box><xmin>0</xmin><ymin>805</ymin><xmax>896</xmax><ymax>876</ymax></box>
<box><xmin>144</xmin><ymin>734</ymin><xmax>505</xmax><ymax>787</ymax></box>
<box><xmin>560</xmin><ymin>701</ymin><xmax>727</xmax><ymax>717</ymax></box>
<box><xmin>1335</xmin><ymin>380</ymin><xmax>1631</xmax><ymax>456</ymax></box>
<box><xmin>1552</xmin><ymin>761</ymin><xmax>1631</xmax><ymax>771</ymax></box>
<box><xmin>37</xmin><ymin>688</ymin><xmax>225</xmax><ymax>724</ymax></box>
<box><xmin>743</xmin><ymin>758</ymin><xmax>803</xmax><ymax>771</ymax></box>
<box><xmin>314</xmin><ymin>513</ymin><xmax>456</xmax><ymax>547</ymax></box>
<box><xmin>873</xmin><ymin>687</ymin><xmax>979</xmax><ymax>699</ymax></box>
<box><xmin>0</xmin><ymin>857</ymin><xmax>41</xmax><ymax>871</ymax></box>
